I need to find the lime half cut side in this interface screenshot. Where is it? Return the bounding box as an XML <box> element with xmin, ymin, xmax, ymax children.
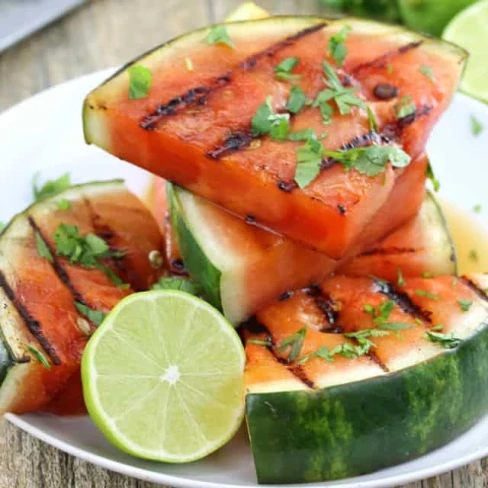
<box><xmin>443</xmin><ymin>0</ymin><xmax>488</xmax><ymax>103</ymax></box>
<box><xmin>81</xmin><ymin>290</ymin><xmax>246</xmax><ymax>463</ymax></box>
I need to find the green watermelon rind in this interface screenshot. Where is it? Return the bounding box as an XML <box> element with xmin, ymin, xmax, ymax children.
<box><xmin>246</xmin><ymin>311</ymin><xmax>488</xmax><ymax>483</ymax></box>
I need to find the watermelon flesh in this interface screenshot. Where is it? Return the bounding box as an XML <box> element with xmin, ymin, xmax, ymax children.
<box><xmin>244</xmin><ymin>273</ymin><xmax>488</xmax><ymax>483</ymax></box>
<box><xmin>83</xmin><ymin>17</ymin><xmax>465</xmax><ymax>258</ymax></box>
<box><xmin>0</xmin><ymin>181</ymin><xmax>164</xmax><ymax>415</ymax></box>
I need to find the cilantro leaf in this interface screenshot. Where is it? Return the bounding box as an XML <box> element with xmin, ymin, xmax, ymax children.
<box><xmin>377</xmin><ymin>322</ymin><xmax>412</xmax><ymax>331</ymax></box>
<box><xmin>397</xmin><ymin>268</ymin><xmax>405</xmax><ymax>287</ymax></box>
<box><xmin>57</xmin><ymin>199</ymin><xmax>71</xmax><ymax>210</ymax></box>
<box><xmin>473</xmin><ymin>204</ymin><xmax>482</xmax><ymax>214</ymax></box>
<box><xmin>206</xmin><ymin>26</ymin><xmax>235</xmax><ymax>48</ymax></box>
<box><xmin>414</xmin><ymin>289</ymin><xmax>440</xmax><ymax>300</ymax></box>
<box><xmin>127</xmin><ymin>65</ymin><xmax>152</xmax><ymax>100</ymax></box>
<box><xmin>367</xmin><ymin>106</ymin><xmax>378</xmax><ymax>133</ymax></box>
<box><xmin>26</xmin><ymin>344</ymin><xmax>51</xmax><ymax>369</ymax></box>
<box><xmin>294</xmin><ymin>138</ymin><xmax>324</xmax><ymax>188</ymax></box>
<box><xmin>286</xmin><ymin>86</ymin><xmax>307</xmax><ymax>114</ymax></box>
<box><xmin>251</xmin><ymin>96</ymin><xmax>290</xmax><ymax>140</ymax></box>
<box><xmin>151</xmin><ymin>277</ymin><xmax>201</xmax><ymax>296</ymax></box>
<box><xmin>396</xmin><ymin>95</ymin><xmax>416</xmax><ymax>119</ymax></box>
<box><xmin>288</xmin><ymin>128</ymin><xmax>317</xmax><ymax>142</ymax></box>
<box><xmin>419</xmin><ymin>65</ymin><xmax>434</xmax><ymax>81</ymax></box>
<box><xmin>75</xmin><ymin>302</ymin><xmax>106</xmax><ymax>326</ymax></box>
<box><xmin>274</xmin><ymin>57</ymin><xmax>301</xmax><ymax>81</ymax></box>
<box><xmin>35</xmin><ymin>231</ymin><xmax>54</xmax><ymax>263</ymax></box>
<box><xmin>458</xmin><ymin>299</ymin><xmax>472</xmax><ymax>312</ymax></box>
<box><xmin>328</xmin><ymin>25</ymin><xmax>352</xmax><ymax>66</ymax></box>
<box><xmin>33</xmin><ymin>172</ymin><xmax>71</xmax><ymax>202</ymax></box>
<box><xmin>277</xmin><ymin>327</ymin><xmax>307</xmax><ymax>362</ymax></box>
<box><xmin>247</xmin><ymin>339</ymin><xmax>272</xmax><ymax>347</ymax></box>
<box><xmin>269</xmin><ymin>113</ymin><xmax>291</xmax><ymax>141</ymax></box>
<box><xmin>471</xmin><ymin>115</ymin><xmax>483</xmax><ymax>137</ymax></box>
<box><xmin>297</xmin><ymin>345</ymin><xmax>334</xmax><ymax>364</ymax></box>
<box><xmin>424</xmin><ymin>330</ymin><xmax>461</xmax><ymax>349</ymax></box>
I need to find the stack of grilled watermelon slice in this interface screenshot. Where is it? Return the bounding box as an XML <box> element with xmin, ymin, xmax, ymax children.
<box><xmin>0</xmin><ymin>4</ymin><xmax>481</xmax><ymax>486</ymax></box>
<box><xmin>78</xmin><ymin>8</ymin><xmax>487</xmax><ymax>484</ymax></box>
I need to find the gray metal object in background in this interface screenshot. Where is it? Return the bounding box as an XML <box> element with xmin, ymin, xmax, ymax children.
<box><xmin>0</xmin><ymin>0</ymin><xmax>85</xmax><ymax>53</ymax></box>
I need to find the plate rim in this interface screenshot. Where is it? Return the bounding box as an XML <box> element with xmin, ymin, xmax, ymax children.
<box><xmin>2</xmin><ymin>69</ymin><xmax>488</xmax><ymax>488</ymax></box>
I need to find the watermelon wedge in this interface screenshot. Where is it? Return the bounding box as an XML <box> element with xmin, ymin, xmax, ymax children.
<box><xmin>83</xmin><ymin>17</ymin><xmax>465</xmax><ymax>258</ymax></box>
<box><xmin>243</xmin><ymin>273</ymin><xmax>488</xmax><ymax>483</ymax></box>
<box><xmin>0</xmin><ymin>181</ymin><xmax>163</xmax><ymax>415</ymax></box>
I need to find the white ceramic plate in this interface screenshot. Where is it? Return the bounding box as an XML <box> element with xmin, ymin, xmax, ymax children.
<box><xmin>1</xmin><ymin>70</ymin><xmax>488</xmax><ymax>488</ymax></box>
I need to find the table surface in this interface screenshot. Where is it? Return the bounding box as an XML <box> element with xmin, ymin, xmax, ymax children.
<box><xmin>0</xmin><ymin>0</ymin><xmax>486</xmax><ymax>486</ymax></box>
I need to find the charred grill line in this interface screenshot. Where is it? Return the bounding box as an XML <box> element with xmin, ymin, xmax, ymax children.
<box><xmin>359</xmin><ymin>246</ymin><xmax>418</xmax><ymax>257</ymax></box>
<box><xmin>366</xmin><ymin>350</ymin><xmax>390</xmax><ymax>373</ymax></box>
<box><xmin>315</xmin><ymin>294</ymin><xmax>341</xmax><ymax>329</ymax></box>
<box><xmin>352</xmin><ymin>40</ymin><xmax>423</xmax><ymax>74</ymax></box>
<box><xmin>28</xmin><ymin>217</ymin><xmax>87</xmax><ymax>307</ymax></box>
<box><xmin>460</xmin><ymin>276</ymin><xmax>488</xmax><ymax>304</ymax></box>
<box><xmin>241</xmin><ymin>317</ymin><xmax>316</xmax><ymax>389</ymax></box>
<box><xmin>0</xmin><ymin>269</ymin><xmax>61</xmax><ymax>365</ymax></box>
<box><xmin>372</xmin><ymin>277</ymin><xmax>433</xmax><ymax>323</ymax></box>
<box><xmin>141</xmin><ymin>23</ymin><xmax>326</xmax><ymax>130</ymax></box>
<box><xmin>207</xmin><ymin>131</ymin><xmax>254</xmax><ymax>159</ymax></box>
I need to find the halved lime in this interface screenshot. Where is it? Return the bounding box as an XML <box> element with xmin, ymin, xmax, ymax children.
<box><xmin>443</xmin><ymin>0</ymin><xmax>488</xmax><ymax>103</ymax></box>
<box><xmin>81</xmin><ymin>290</ymin><xmax>245</xmax><ymax>463</ymax></box>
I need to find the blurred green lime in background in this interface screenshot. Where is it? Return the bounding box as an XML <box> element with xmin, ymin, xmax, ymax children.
<box><xmin>320</xmin><ymin>0</ymin><xmax>478</xmax><ymax>36</ymax></box>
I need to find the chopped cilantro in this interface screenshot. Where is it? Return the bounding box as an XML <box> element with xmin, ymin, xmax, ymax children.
<box><xmin>33</xmin><ymin>172</ymin><xmax>71</xmax><ymax>202</ymax></box>
<box><xmin>75</xmin><ymin>302</ymin><xmax>106</xmax><ymax>326</ymax></box>
<box><xmin>251</xmin><ymin>96</ymin><xmax>290</xmax><ymax>140</ymax></box>
<box><xmin>367</xmin><ymin>106</ymin><xmax>378</xmax><ymax>133</ymax></box>
<box><xmin>288</xmin><ymin>128</ymin><xmax>317</xmax><ymax>141</ymax></box>
<box><xmin>274</xmin><ymin>57</ymin><xmax>301</xmax><ymax>81</ymax></box>
<box><xmin>431</xmin><ymin>324</ymin><xmax>445</xmax><ymax>331</ymax></box>
<box><xmin>57</xmin><ymin>198</ymin><xmax>71</xmax><ymax>210</ymax></box>
<box><xmin>323</xmin><ymin>145</ymin><xmax>411</xmax><ymax>177</ymax></box>
<box><xmin>377</xmin><ymin>322</ymin><xmax>412</xmax><ymax>331</ymax></box>
<box><xmin>151</xmin><ymin>277</ymin><xmax>201</xmax><ymax>296</ymax></box>
<box><xmin>473</xmin><ymin>204</ymin><xmax>482</xmax><ymax>214</ymax></box>
<box><xmin>297</xmin><ymin>345</ymin><xmax>334</xmax><ymax>364</ymax></box>
<box><xmin>277</xmin><ymin>327</ymin><xmax>307</xmax><ymax>362</ymax></box>
<box><xmin>397</xmin><ymin>268</ymin><xmax>405</xmax><ymax>287</ymax></box>
<box><xmin>419</xmin><ymin>65</ymin><xmax>434</xmax><ymax>81</ymax></box>
<box><xmin>247</xmin><ymin>339</ymin><xmax>272</xmax><ymax>347</ymax></box>
<box><xmin>424</xmin><ymin>330</ymin><xmax>461</xmax><ymax>349</ymax></box>
<box><xmin>286</xmin><ymin>86</ymin><xmax>307</xmax><ymax>114</ymax></box>
<box><xmin>127</xmin><ymin>65</ymin><xmax>152</xmax><ymax>100</ymax></box>
<box><xmin>206</xmin><ymin>26</ymin><xmax>234</xmax><ymax>48</ymax></box>
<box><xmin>395</xmin><ymin>95</ymin><xmax>416</xmax><ymax>119</ymax></box>
<box><xmin>327</xmin><ymin>25</ymin><xmax>352</xmax><ymax>67</ymax></box>
<box><xmin>26</xmin><ymin>344</ymin><xmax>51</xmax><ymax>370</ymax></box>
<box><xmin>414</xmin><ymin>289</ymin><xmax>440</xmax><ymax>300</ymax></box>
<box><xmin>35</xmin><ymin>231</ymin><xmax>53</xmax><ymax>263</ymax></box>
<box><xmin>426</xmin><ymin>160</ymin><xmax>440</xmax><ymax>192</ymax></box>
<box><xmin>458</xmin><ymin>299</ymin><xmax>472</xmax><ymax>312</ymax></box>
<box><xmin>471</xmin><ymin>115</ymin><xmax>483</xmax><ymax>136</ymax></box>
<box><xmin>294</xmin><ymin>138</ymin><xmax>324</xmax><ymax>188</ymax></box>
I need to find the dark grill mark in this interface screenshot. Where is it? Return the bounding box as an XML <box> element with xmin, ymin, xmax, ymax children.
<box><xmin>373</xmin><ymin>83</ymin><xmax>399</xmax><ymax>100</ymax></box>
<box><xmin>372</xmin><ymin>277</ymin><xmax>432</xmax><ymax>323</ymax></box>
<box><xmin>366</xmin><ymin>351</ymin><xmax>389</xmax><ymax>373</ymax></box>
<box><xmin>315</xmin><ymin>293</ymin><xmax>340</xmax><ymax>327</ymax></box>
<box><xmin>207</xmin><ymin>131</ymin><xmax>254</xmax><ymax>159</ymax></box>
<box><xmin>397</xmin><ymin>104</ymin><xmax>433</xmax><ymax>130</ymax></box>
<box><xmin>337</xmin><ymin>204</ymin><xmax>346</xmax><ymax>215</ymax></box>
<box><xmin>245</xmin><ymin>215</ymin><xmax>256</xmax><ymax>224</ymax></box>
<box><xmin>241</xmin><ymin>317</ymin><xmax>315</xmax><ymax>389</ymax></box>
<box><xmin>359</xmin><ymin>246</ymin><xmax>418</xmax><ymax>257</ymax></box>
<box><xmin>170</xmin><ymin>258</ymin><xmax>188</xmax><ymax>275</ymax></box>
<box><xmin>461</xmin><ymin>276</ymin><xmax>488</xmax><ymax>304</ymax></box>
<box><xmin>277</xmin><ymin>180</ymin><xmax>297</xmax><ymax>193</ymax></box>
<box><xmin>0</xmin><ymin>270</ymin><xmax>61</xmax><ymax>365</ymax></box>
<box><xmin>140</xmin><ymin>23</ymin><xmax>326</xmax><ymax>130</ymax></box>
<box><xmin>278</xmin><ymin>291</ymin><xmax>293</xmax><ymax>301</ymax></box>
<box><xmin>352</xmin><ymin>41</ymin><xmax>423</xmax><ymax>74</ymax></box>
<box><xmin>28</xmin><ymin>217</ymin><xmax>86</xmax><ymax>306</ymax></box>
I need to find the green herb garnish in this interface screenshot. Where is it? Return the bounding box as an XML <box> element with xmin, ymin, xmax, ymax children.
<box><xmin>206</xmin><ymin>26</ymin><xmax>234</xmax><ymax>48</ymax></box>
<box><xmin>328</xmin><ymin>25</ymin><xmax>352</xmax><ymax>67</ymax></box>
<box><xmin>54</xmin><ymin>224</ymin><xmax>125</xmax><ymax>285</ymax></box>
<box><xmin>127</xmin><ymin>65</ymin><xmax>152</xmax><ymax>100</ymax></box>
<box><xmin>151</xmin><ymin>277</ymin><xmax>201</xmax><ymax>296</ymax></box>
<box><xmin>247</xmin><ymin>339</ymin><xmax>272</xmax><ymax>347</ymax></box>
<box><xmin>75</xmin><ymin>302</ymin><xmax>106</xmax><ymax>326</ymax></box>
<box><xmin>419</xmin><ymin>65</ymin><xmax>434</xmax><ymax>81</ymax></box>
<box><xmin>473</xmin><ymin>204</ymin><xmax>482</xmax><ymax>214</ymax></box>
<box><xmin>377</xmin><ymin>322</ymin><xmax>412</xmax><ymax>331</ymax></box>
<box><xmin>277</xmin><ymin>327</ymin><xmax>307</xmax><ymax>362</ymax></box>
<box><xmin>425</xmin><ymin>330</ymin><xmax>461</xmax><ymax>349</ymax></box>
<box><xmin>26</xmin><ymin>344</ymin><xmax>51</xmax><ymax>370</ymax></box>
<box><xmin>395</xmin><ymin>95</ymin><xmax>416</xmax><ymax>119</ymax></box>
<box><xmin>288</xmin><ymin>128</ymin><xmax>317</xmax><ymax>141</ymax></box>
<box><xmin>415</xmin><ymin>289</ymin><xmax>440</xmax><ymax>300</ymax></box>
<box><xmin>367</xmin><ymin>106</ymin><xmax>378</xmax><ymax>133</ymax></box>
<box><xmin>286</xmin><ymin>86</ymin><xmax>307</xmax><ymax>114</ymax></box>
<box><xmin>57</xmin><ymin>199</ymin><xmax>71</xmax><ymax>210</ymax></box>
<box><xmin>458</xmin><ymin>299</ymin><xmax>472</xmax><ymax>312</ymax></box>
<box><xmin>35</xmin><ymin>231</ymin><xmax>53</xmax><ymax>263</ymax></box>
<box><xmin>397</xmin><ymin>268</ymin><xmax>405</xmax><ymax>287</ymax></box>
<box><xmin>33</xmin><ymin>172</ymin><xmax>71</xmax><ymax>202</ymax></box>
<box><xmin>274</xmin><ymin>57</ymin><xmax>301</xmax><ymax>81</ymax></box>
<box><xmin>431</xmin><ymin>324</ymin><xmax>445</xmax><ymax>331</ymax></box>
<box><xmin>251</xmin><ymin>96</ymin><xmax>290</xmax><ymax>140</ymax></box>
<box><xmin>471</xmin><ymin>115</ymin><xmax>483</xmax><ymax>137</ymax></box>
<box><xmin>297</xmin><ymin>345</ymin><xmax>334</xmax><ymax>364</ymax></box>
<box><xmin>294</xmin><ymin>138</ymin><xmax>324</xmax><ymax>188</ymax></box>
<box><xmin>426</xmin><ymin>160</ymin><xmax>440</xmax><ymax>192</ymax></box>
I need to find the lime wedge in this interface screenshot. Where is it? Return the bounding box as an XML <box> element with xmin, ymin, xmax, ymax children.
<box><xmin>443</xmin><ymin>0</ymin><xmax>488</xmax><ymax>103</ymax></box>
<box><xmin>81</xmin><ymin>290</ymin><xmax>245</xmax><ymax>463</ymax></box>
<box><xmin>224</xmin><ymin>2</ymin><xmax>269</xmax><ymax>22</ymax></box>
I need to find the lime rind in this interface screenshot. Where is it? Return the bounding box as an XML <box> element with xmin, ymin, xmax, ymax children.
<box><xmin>82</xmin><ymin>290</ymin><xmax>245</xmax><ymax>463</ymax></box>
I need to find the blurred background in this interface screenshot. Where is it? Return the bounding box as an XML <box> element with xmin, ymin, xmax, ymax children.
<box><xmin>0</xmin><ymin>0</ymin><xmax>484</xmax><ymax>111</ymax></box>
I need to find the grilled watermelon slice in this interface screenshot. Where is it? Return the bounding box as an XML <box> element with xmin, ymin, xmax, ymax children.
<box><xmin>83</xmin><ymin>17</ymin><xmax>466</xmax><ymax>258</ymax></box>
<box><xmin>0</xmin><ymin>180</ymin><xmax>163</xmax><ymax>415</ymax></box>
<box><xmin>243</xmin><ymin>273</ymin><xmax>488</xmax><ymax>483</ymax></box>
<box><xmin>169</xmin><ymin>178</ymin><xmax>455</xmax><ymax>324</ymax></box>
